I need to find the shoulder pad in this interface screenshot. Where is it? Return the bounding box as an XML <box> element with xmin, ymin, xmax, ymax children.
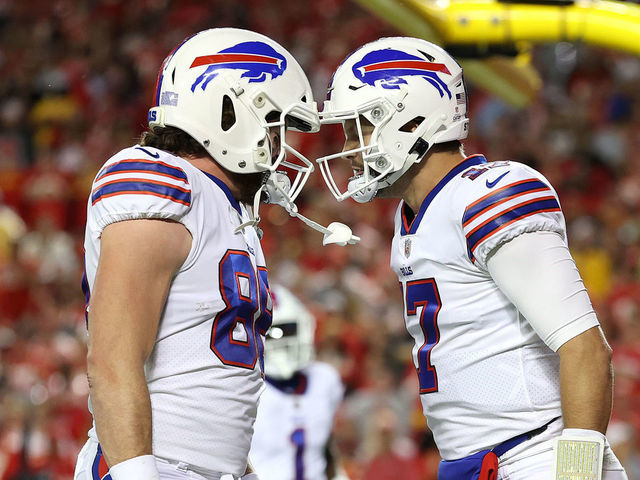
<box><xmin>90</xmin><ymin>146</ymin><xmax>192</xmax><ymax>229</ymax></box>
<box><xmin>459</xmin><ymin>161</ymin><xmax>565</xmax><ymax>267</ymax></box>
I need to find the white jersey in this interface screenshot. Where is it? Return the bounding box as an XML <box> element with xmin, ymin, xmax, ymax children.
<box><xmin>390</xmin><ymin>155</ymin><xmax>598</xmax><ymax>460</ymax></box>
<box><xmin>83</xmin><ymin>145</ymin><xmax>271</xmax><ymax>475</ymax></box>
<box><xmin>249</xmin><ymin>362</ymin><xmax>344</xmax><ymax>480</ymax></box>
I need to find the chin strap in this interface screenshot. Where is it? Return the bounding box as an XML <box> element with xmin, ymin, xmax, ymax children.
<box><xmin>235</xmin><ymin>172</ymin><xmax>360</xmax><ymax>246</ymax></box>
<box><xmin>234</xmin><ymin>183</ymin><xmax>265</xmax><ymax>235</ymax></box>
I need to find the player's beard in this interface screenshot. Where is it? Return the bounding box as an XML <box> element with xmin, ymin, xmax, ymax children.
<box><xmin>226</xmin><ymin>169</ymin><xmax>269</xmax><ymax>204</ymax></box>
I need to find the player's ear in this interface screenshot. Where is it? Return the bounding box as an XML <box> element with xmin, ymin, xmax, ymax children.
<box><xmin>399</xmin><ymin>116</ymin><xmax>425</xmax><ymax>133</ymax></box>
<box><xmin>221</xmin><ymin>95</ymin><xmax>236</xmax><ymax>131</ymax></box>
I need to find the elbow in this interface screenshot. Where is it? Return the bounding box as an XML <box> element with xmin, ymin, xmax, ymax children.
<box><xmin>86</xmin><ymin>347</ymin><xmax>115</xmax><ymax>392</ymax></box>
<box><xmin>586</xmin><ymin>334</ymin><xmax>613</xmax><ymax>365</ymax></box>
<box><xmin>558</xmin><ymin>327</ymin><xmax>613</xmax><ymax>367</ymax></box>
<box><xmin>86</xmin><ymin>344</ymin><xmax>144</xmax><ymax>391</ymax></box>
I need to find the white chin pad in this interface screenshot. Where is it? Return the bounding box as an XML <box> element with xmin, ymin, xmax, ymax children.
<box><xmin>322</xmin><ymin>222</ymin><xmax>356</xmax><ymax>246</ymax></box>
<box><xmin>348</xmin><ymin>176</ymin><xmax>378</xmax><ymax>203</ymax></box>
<box><xmin>263</xmin><ymin>172</ymin><xmax>292</xmax><ymax>207</ymax></box>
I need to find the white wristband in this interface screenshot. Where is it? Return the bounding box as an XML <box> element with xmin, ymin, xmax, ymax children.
<box><xmin>109</xmin><ymin>455</ymin><xmax>160</xmax><ymax>480</ymax></box>
<box><xmin>552</xmin><ymin>429</ymin><xmax>605</xmax><ymax>480</ymax></box>
<box><xmin>241</xmin><ymin>474</ymin><xmax>260</xmax><ymax>480</ymax></box>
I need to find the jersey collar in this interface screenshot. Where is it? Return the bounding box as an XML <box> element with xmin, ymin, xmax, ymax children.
<box><xmin>266</xmin><ymin>372</ymin><xmax>308</xmax><ymax>394</ymax></box>
<box><xmin>199</xmin><ymin>170</ymin><xmax>242</xmax><ymax>215</ymax></box>
<box><xmin>401</xmin><ymin>154</ymin><xmax>487</xmax><ymax>236</ymax></box>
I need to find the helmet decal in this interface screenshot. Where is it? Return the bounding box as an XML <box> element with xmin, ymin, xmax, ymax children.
<box><xmin>153</xmin><ymin>33</ymin><xmax>197</xmax><ymax>106</ymax></box>
<box><xmin>352</xmin><ymin>48</ymin><xmax>452</xmax><ymax>98</ymax></box>
<box><xmin>190</xmin><ymin>41</ymin><xmax>288</xmax><ymax>92</ymax></box>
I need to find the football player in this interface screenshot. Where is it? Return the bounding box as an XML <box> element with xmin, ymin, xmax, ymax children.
<box><xmin>249</xmin><ymin>285</ymin><xmax>347</xmax><ymax>480</ymax></box>
<box><xmin>74</xmin><ymin>28</ymin><xmax>320</xmax><ymax>480</ymax></box>
<box><xmin>316</xmin><ymin>37</ymin><xmax>628</xmax><ymax>480</ymax></box>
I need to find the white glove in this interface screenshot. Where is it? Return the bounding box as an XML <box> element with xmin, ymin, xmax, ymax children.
<box><xmin>552</xmin><ymin>428</ymin><xmax>605</xmax><ymax>480</ymax></box>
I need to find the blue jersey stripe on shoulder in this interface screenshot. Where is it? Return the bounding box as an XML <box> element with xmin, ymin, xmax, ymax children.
<box><xmin>97</xmin><ymin>160</ymin><xmax>188</xmax><ymax>182</ymax></box>
<box><xmin>92</xmin><ymin>180</ymin><xmax>191</xmax><ymax>206</ymax></box>
<box><xmin>463</xmin><ymin>179</ymin><xmax>550</xmax><ymax>226</ymax></box>
<box><xmin>466</xmin><ymin>197</ymin><xmax>561</xmax><ymax>256</ymax></box>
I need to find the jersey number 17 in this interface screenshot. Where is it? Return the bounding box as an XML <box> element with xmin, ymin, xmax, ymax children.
<box><xmin>403</xmin><ymin>279</ymin><xmax>442</xmax><ymax>394</ymax></box>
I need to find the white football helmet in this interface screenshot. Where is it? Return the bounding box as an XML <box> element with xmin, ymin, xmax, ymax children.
<box><xmin>317</xmin><ymin>37</ymin><xmax>469</xmax><ymax>202</ymax></box>
<box><xmin>148</xmin><ymin>28</ymin><xmax>320</xmax><ymax>203</ymax></box>
<box><xmin>264</xmin><ymin>285</ymin><xmax>315</xmax><ymax>380</ymax></box>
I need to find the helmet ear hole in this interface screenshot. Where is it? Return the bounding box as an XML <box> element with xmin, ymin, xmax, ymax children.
<box><xmin>221</xmin><ymin>95</ymin><xmax>236</xmax><ymax>131</ymax></box>
<box><xmin>399</xmin><ymin>116</ymin><xmax>425</xmax><ymax>133</ymax></box>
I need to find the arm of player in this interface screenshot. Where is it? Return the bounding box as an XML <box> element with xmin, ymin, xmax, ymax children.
<box><xmin>87</xmin><ymin>219</ymin><xmax>191</xmax><ymax>471</ymax></box>
<box><xmin>556</xmin><ymin>327</ymin><xmax>613</xmax><ymax>433</ymax></box>
<box><xmin>325</xmin><ymin>435</ymin><xmax>350</xmax><ymax>480</ymax></box>
<box><xmin>486</xmin><ymin>231</ymin><xmax>613</xmax><ymax>433</ymax></box>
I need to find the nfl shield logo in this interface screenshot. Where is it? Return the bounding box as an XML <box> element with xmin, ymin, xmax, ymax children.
<box><xmin>404</xmin><ymin>238</ymin><xmax>411</xmax><ymax>258</ymax></box>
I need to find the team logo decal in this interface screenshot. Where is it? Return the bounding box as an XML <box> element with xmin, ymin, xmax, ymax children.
<box><xmin>352</xmin><ymin>49</ymin><xmax>452</xmax><ymax>98</ymax></box>
<box><xmin>190</xmin><ymin>41</ymin><xmax>287</xmax><ymax>92</ymax></box>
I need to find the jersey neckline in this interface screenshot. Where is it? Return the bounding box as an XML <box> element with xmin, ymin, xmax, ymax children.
<box><xmin>265</xmin><ymin>372</ymin><xmax>308</xmax><ymax>394</ymax></box>
<box><xmin>400</xmin><ymin>154</ymin><xmax>487</xmax><ymax>236</ymax></box>
<box><xmin>199</xmin><ymin>170</ymin><xmax>243</xmax><ymax>215</ymax></box>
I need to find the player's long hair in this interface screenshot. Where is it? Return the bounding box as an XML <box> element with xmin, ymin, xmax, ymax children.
<box><xmin>140</xmin><ymin>126</ymin><xmax>209</xmax><ymax>158</ymax></box>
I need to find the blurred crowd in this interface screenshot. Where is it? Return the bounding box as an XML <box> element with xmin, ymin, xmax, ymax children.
<box><xmin>0</xmin><ymin>1</ymin><xmax>639</xmax><ymax>479</ymax></box>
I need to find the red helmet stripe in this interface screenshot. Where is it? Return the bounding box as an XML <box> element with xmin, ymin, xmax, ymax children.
<box><xmin>190</xmin><ymin>53</ymin><xmax>279</xmax><ymax>68</ymax></box>
<box><xmin>363</xmin><ymin>60</ymin><xmax>451</xmax><ymax>75</ymax></box>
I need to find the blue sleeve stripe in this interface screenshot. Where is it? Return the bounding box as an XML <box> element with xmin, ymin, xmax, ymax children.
<box><xmin>463</xmin><ymin>179</ymin><xmax>550</xmax><ymax>226</ymax></box>
<box><xmin>96</xmin><ymin>159</ymin><xmax>188</xmax><ymax>183</ymax></box>
<box><xmin>91</xmin><ymin>179</ymin><xmax>191</xmax><ymax>206</ymax></box>
<box><xmin>466</xmin><ymin>197</ymin><xmax>561</xmax><ymax>255</ymax></box>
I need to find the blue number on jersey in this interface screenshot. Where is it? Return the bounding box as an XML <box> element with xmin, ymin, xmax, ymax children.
<box><xmin>290</xmin><ymin>428</ymin><xmax>305</xmax><ymax>480</ymax></box>
<box><xmin>211</xmin><ymin>249</ymin><xmax>271</xmax><ymax>369</ymax></box>
<box><xmin>404</xmin><ymin>279</ymin><xmax>442</xmax><ymax>393</ymax></box>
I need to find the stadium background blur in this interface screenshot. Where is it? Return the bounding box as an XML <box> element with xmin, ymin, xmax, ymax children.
<box><xmin>0</xmin><ymin>0</ymin><xmax>639</xmax><ymax>478</ymax></box>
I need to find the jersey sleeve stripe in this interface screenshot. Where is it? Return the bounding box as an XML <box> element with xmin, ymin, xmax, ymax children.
<box><xmin>463</xmin><ymin>179</ymin><xmax>550</xmax><ymax>226</ymax></box>
<box><xmin>96</xmin><ymin>159</ymin><xmax>189</xmax><ymax>183</ymax></box>
<box><xmin>97</xmin><ymin>168</ymin><xmax>189</xmax><ymax>184</ymax></box>
<box><xmin>466</xmin><ymin>197</ymin><xmax>561</xmax><ymax>255</ymax></box>
<box><xmin>91</xmin><ymin>180</ymin><xmax>192</xmax><ymax>206</ymax></box>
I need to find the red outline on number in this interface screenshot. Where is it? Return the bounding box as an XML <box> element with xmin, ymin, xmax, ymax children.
<box><xmin>211</xmin><ymin>249</ymin><xmax>259</xmax><ymax>369</ymax></box>
<box><xmin>405</xmin><ymin>278</ymin><xmax>441</xmax><ymax>394</ymax></box>
<box><xmin>255</xmin><ymin>266</ymin><xmax>272</xmax><ymax>376</ymax></box>
<box><xmin>235</xmin><ymin>271</ymin><xmax>252</xmax><ymax>302</ymax></box>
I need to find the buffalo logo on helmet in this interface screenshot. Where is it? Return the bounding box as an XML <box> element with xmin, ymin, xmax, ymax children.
<box><xmin>190</xmin><ymin>41</ymin><xmax>288</xmax><ymax>92</ymax></box>
<box><xmin>352</xmin><ymin>49</ymin><xmax>452</xmax><ymax>99</ymax></box>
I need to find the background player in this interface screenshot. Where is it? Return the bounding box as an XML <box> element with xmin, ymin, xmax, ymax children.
<box><xmin>74</xmin><ymin>28</ymin><xmax>320</xmax><ymax>480</ymax></box>
<box><xmin>249</xmin><ymin>285</ymin><xmax>347</xmax><ymax>480</ymax></box>
<box><xmin>317</xmin><ymin>36</ymin><xmax>628</xmax><ymax>480</ymax></box>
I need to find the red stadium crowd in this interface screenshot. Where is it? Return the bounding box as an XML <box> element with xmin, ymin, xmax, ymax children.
<box><xmin>0</xmin><ymin>1</ymin><xmax>639</xmax><ymax>479</ymax></box>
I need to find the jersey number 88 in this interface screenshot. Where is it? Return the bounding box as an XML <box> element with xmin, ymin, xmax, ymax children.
<box><xmin>211</xmin><ymin>250</ymin><xmax>272</xmax><ymax>371</ymax></box>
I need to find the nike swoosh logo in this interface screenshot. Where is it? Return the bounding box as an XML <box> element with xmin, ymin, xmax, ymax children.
<box><xmin>135</xmin><ymin>146</ymin><xmax>160</xmax><ymax>158</ymax></box>
<box><xmin>486</xmin><ymin>171</ymin><xmax>510</xmax><ymax>188</ymax></box>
